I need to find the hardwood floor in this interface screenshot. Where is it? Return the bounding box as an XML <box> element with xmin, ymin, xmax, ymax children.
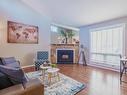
<box><xmin>23</xmin><ymin>64</ymin><xmax>127</xmax><ymax>95</ymax></box>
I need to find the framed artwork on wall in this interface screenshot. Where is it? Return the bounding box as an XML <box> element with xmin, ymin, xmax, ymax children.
<box><xmin>7</xmin><ymin>21</ymin><xmax>38</xmax><ymax>44</ymax></box>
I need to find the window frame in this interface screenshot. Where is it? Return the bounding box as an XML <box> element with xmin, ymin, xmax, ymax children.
<box><xmin>89</xmin><ymin>23</ymin><xmax>126</xmax><ymax>67</ymax></box>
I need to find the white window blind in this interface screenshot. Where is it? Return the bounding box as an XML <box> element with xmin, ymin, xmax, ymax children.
<box><xmin>90</xmin><ymin>24</ymin><xmax>124</xmax><ymax>66</ymax></box>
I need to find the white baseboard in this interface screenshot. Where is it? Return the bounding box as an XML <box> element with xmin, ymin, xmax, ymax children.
<box><xmin>21</xmin><ymin>65</ymin><xmax>34</xmax><ymax>69</ymax></box>
<box><xmin>87</xmin><ymin>63</ymin><xmax>120</xmax><ymax>72</ymax></box>
<box><xmin>21</xmin><ymin>63</ymin><xmax>120</xmax><ymax>72</ymax></box>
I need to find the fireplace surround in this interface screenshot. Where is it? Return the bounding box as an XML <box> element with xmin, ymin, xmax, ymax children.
<box><xmin>50</xmin><ymin>44</ymin><xmax>79</xmax><ymax>64</ymax></box>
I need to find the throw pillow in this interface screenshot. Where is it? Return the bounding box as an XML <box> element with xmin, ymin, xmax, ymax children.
<box><xmin>5</xmin><ymin>61</ymin><xmax>20</xmax><ymax>68</ymax></box>
<box><xmin>1</xmin><ymin>57</ymin><xmax>20</xmax><ymax>68</ymax></box>
<box><xmin>1</xmin><ymin>57</ymin><xmax>16</xmax><ymax>64</ymax></box>
<box><xmin>0</xmin><ymin>72</ymin><xmax>13</xmax><ymax>90</ymax></box>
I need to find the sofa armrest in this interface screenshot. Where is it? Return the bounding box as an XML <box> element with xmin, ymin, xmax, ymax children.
<box><xmin>0</xmin><ymin>79</ymin><xmax>44</xmax><ymax>95</ymax></box>
<box><xmin>16</xmin><ymin>60</ymin><xmax>20</xmax><ymax>65</ymax></box>
<box><xmin>0</xmin><ymin>84</ymin><xmax>24</xmax><ymax>95</ymax></box>
<box><xmin>23</xmin><ymin>78</ymin><xmax>44</xmax><ymax>95</ymax></box>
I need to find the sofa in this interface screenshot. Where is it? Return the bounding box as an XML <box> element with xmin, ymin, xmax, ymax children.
<box><xmin>0</xmin><ymin>78</ymin><xmax>44</xmax><ymax>95</ymax></box>
<box><xmin>0</xmin><ymin>57</ymin><xmax>44</xmax><ymax>95</ymax></box>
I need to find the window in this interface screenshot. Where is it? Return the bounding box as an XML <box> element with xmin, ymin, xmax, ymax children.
<box><xmin>51</xmin><ymin>25</ymin><xmax>58</xmax><ymax>32</ymax></box>
<box><xmin>90</xmin><ymin>24</ymin><xmax>125</xmax><ymax>67</ymax></box>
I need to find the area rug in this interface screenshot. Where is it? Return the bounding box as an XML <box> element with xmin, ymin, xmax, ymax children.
<box><xmin>26</xmin><ymin>71</ymin><xmax>86</xmax><ymax>95</ymax></box>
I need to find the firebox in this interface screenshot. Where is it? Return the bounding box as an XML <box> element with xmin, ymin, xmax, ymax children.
<box><xmin>57</xmin><ymin>49</ymin><xmax>74</xmax><ymax>64</ymax></box>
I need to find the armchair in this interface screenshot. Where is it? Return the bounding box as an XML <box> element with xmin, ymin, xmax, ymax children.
<box><xmin>120</xmin><ymin>55</ymin><xmax>127</xmax><ymax>83</ymax></box>
<box><xmin>35</xmin><ymin>51</ymin><xmax>49</xmax><ymax>70</ymax></box>
<box><xmin>0</xmin><ymin>57</ymin><xmax>27</xmax><ymax>89</ymax></box>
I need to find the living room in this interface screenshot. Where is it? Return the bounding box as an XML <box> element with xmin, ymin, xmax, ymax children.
<box><xmin>0</xmin><ymin>0</ymin><xmax>127</xmax><ymax>95</ymax></box>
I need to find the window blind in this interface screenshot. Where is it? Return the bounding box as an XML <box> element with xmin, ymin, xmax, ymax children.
<box><xmin>90</xmin><ymin>24</ymin><xmax>124</xmax><ymax>66</ymax></box>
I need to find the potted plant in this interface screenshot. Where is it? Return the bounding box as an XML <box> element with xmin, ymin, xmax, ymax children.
<box><xmin>59</xmin><ymin>28</ymin><xmax>75</xmax><ymax>44</ymax></box>
<box><xmin>50</xmin><ymin>63</ymin><xmax>57</xmax><ymax>68</ymax></box>
<box><xmin>68</xmin><ymin>31</ymin><xmax>75</xmax><ymax>43</ymax></box>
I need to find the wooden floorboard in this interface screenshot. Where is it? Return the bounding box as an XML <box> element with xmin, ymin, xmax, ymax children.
<box><xmin>23</xmin><ymin>64</ymin><xmax>127</xmax><ymax>95</ymax></box>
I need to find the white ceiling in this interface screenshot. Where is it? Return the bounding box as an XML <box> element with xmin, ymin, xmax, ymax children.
<box><xmin>22</xmin><ymin>0</ymin><xmax>127</xmax><ymax>27</ymax></box>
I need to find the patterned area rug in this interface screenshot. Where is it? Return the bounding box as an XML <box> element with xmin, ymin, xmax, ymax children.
<box><xmin>26</xmin><ymin>71</ymin><xmax>86</xmax><ymax>95</ymax></box>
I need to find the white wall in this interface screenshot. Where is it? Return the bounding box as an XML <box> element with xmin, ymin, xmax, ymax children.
<box><xmin>79</xmin><ymin>17</ymin><xmax>127</xmax><ymax>64</ymax></box>
<box><xmin>0</xmin><ymin>0</ymin><xmax>51</xmax><ymax>66</ymax></box>
<box><xmin>51</xmin><ymin>32</ymin><xmax>60</xmax><ymax>44</ymax></box>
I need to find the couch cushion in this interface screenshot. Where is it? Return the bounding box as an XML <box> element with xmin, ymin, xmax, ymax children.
<box><xmin>0</xmin><ymin>58</ymin><xmax>3</xmax><ymax>65</ymax></box>
<box><xmin>1</xmin><ymin>57</ymin><xmax>20</xmax><ymax>68</ymax></box>
<box><xmin>1</xmin><ymin>57</ymin><xmax>17</xmax><ymax>64</ymax></box>
<box><xmin>0</xmin><ymin>72</ymin><xmax>13</xmax><ymax>90</ymax></box>
<box><xmin>0</xmin><ymin>65</ymin><xmax>28</xmax><ymax>85</ymax></box>
<box><xmin>5</xmin><ymin>61</ymin><xmax>20</xmax><ymax>68</ymax></box>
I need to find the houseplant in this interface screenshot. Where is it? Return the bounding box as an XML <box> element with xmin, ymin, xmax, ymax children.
<box><xmin>59</xmin><ymin>28</ymin><xmax>75</xmax><ymax>44</ymax></box>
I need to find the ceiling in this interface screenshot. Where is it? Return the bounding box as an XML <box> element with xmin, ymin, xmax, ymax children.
<box><xmin>22</xmin><ymin>0</ymin><xmax>127</xmax><ymax>27</ymax></box>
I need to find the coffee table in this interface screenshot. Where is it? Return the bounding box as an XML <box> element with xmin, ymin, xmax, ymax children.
<box><xmin>47</xmin><ymin>68</ymin><xmax>60</xmax><ymax>85</ymax></box>
<box><xmin>40</xmin><ymin>65</ymin><xmax>51</xmax><ymax>79</ymax></box>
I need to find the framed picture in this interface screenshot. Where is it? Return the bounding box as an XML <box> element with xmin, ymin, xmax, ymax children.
<box><xmin>8</xmin><ymin>21</ymin><xmax>38</xmax><ymax>44</ymax></box>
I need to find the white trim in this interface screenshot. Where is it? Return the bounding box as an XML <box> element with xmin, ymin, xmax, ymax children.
<box><xmin>56</xmin><ymin>48</ymin><xmax>75</xmax><ymax>63</ymax></box>
<box><xmin>52</xmin><ymin>23</ymin><xmax>79</xmax><ymax>31</ymax></box>
<box><xmin>21</xmin><ymin>65</ymin><xmax>34</xmax><ymax>69</ymax></box>
<box><xmin>122</xmin><ymin>23</ymin><xmax>126</xmax><ymax>56</ymax></box>
<box><xmin>90</xmin><ymin>23</ymin><xmax>125</xmax><ymax>32</ymax></box>
<box><xmin>88</xmin><ymin>63</ymin><xmax>119</xmax><ymax>72</ymax></box>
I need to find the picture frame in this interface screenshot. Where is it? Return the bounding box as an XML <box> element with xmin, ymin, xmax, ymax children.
<box><xmin>7</xmin><ymin>21</ymin><xmax>38</xmax><ymax>44</ymax></box>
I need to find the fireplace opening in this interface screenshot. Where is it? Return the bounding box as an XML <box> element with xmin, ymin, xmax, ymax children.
<box><xmin>62</xmin><ymin>55</ymin><xmax>69</xmax><ymax>59</ymax></box>
<box><xmin>57</xmin><ymin>49</ymin><xmax>74</xmax><ymax>64</ymax></box>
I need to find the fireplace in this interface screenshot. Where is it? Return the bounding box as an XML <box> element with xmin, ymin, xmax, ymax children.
<box><xmin>57</xmin><ymin>49</ymin><xmax>74</xmax><ymax>64</ymax></box>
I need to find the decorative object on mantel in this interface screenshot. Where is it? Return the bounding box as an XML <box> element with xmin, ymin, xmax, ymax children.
<box><xmin>59</xmin><ymin>28</ymin><xmax>75</xmax><ymax>44</ymax></box>
<box><xmin>78</xmin><ymin>44</ymin><xmax>87</xmax><ymax>66</ymax></box>
<box><xmin>8</xmin><ymin>21</ymin><xmax>38</xmax><ymax>44</ymax></box>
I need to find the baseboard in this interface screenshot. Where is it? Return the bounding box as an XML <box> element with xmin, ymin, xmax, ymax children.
<box><xmin>87</xmin><ymin>63</ymin><xmax>119</xmax><ymax>72</ymax></box>
<box><xmin>21</xmin><ymin>65</ymin><xmax>34</xmax><ymax>69</ymax></box>
<box><xmin>21</xmin><ymin>63</ymin><xmax>120</xmax><ymax>72</ymax></box>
